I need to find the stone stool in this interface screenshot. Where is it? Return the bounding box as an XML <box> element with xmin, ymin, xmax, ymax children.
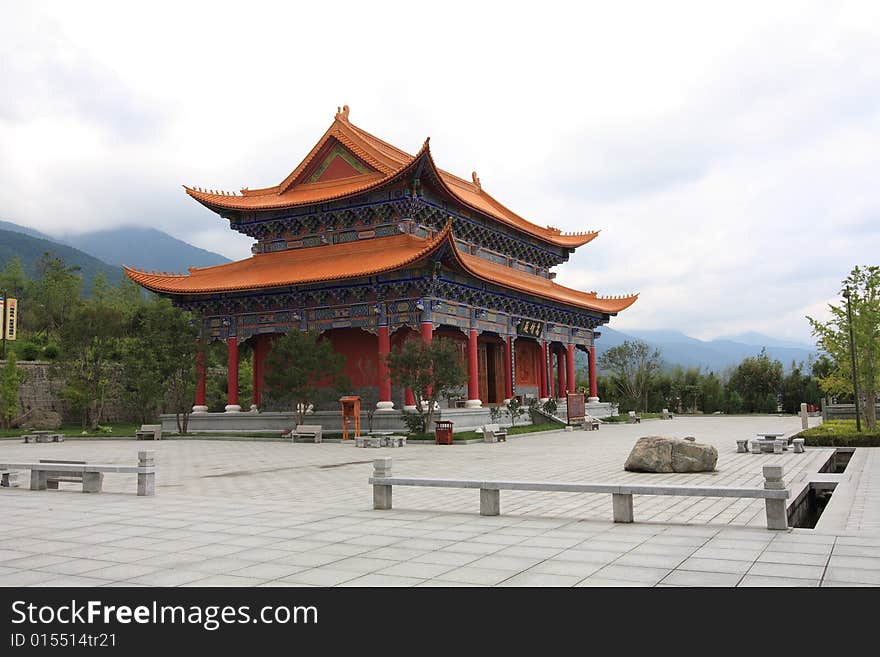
<box><xmin>750</xmin><ymin>440</ymin><xmax>761</xmax><ymax>454</ymax></box>
<box><xmin>773</xmin><ymin>440</ymin><xmax>784</xmax><ymax>454</ymax></box>
<box><xmin>736</xmin><ymin>439</ymin><xmax>749</xmax><ymax>453</ymax></box>
<box><xmin>792</xmin><ymin>438</ymin><xmax>805</xmax><ymax>454</ymax></box>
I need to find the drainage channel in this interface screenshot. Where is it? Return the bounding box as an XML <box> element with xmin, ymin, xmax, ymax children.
<box><xmin>787</xmin><ymin>448</ymin><xmax>854</xmax><ymax>529</ymax></box>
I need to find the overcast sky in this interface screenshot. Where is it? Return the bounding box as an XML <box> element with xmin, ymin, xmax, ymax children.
<box><xmin>1</xmin><ymin>1</ymin><xmax>877</xmax><ymax>343</ymax></box>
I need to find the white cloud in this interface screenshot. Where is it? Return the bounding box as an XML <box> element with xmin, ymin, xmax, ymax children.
<box><xmin>0</xmin><ymin>0</ymin><xmax>877</xmax><ymax>344</ymax></box>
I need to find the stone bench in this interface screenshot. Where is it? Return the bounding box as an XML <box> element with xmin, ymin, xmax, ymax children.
<box><xmin>482</xmin><ymin>423</ymin><xmax>507</xmax><ymax>443</ymax></box>
<box><xmin>39</xmin><ymin>459</ymin><xmax>87</xmax><ymax>489</ymax></box>
<box><xmin>627</xmin><ymin>411</ymin><xmax>641</xmax><ymax>424</ymax></box>
<box><xmin>284</xmin><ymin>424</ymin><xmax>322</xmax><ymax>443</ymax></box>
<box><xmin>356</xmin><ymin>435</ymin><xmax>407</xmax><ymax>448</ymax></box>
<box><xmin>0</xmin><ymin>452</ymin><xmax>156</xmax><ymax>496</ymax></box>
<box><xmin>0</xmin><ymin>469</ymin><xmax>18</xmax><ymax>487</ymax></box>
<box><xmin>136</xmin><ymin>424</ymin><xmax>162</xmax><ymax>440</ymax></box>
<box><xmin>369</xmin><ymin>459</ymin><xmax>790</xmax><ymax>530</ymax></box>
<box><xmin>661</xmin><ymin>408</ymin><xmax>674</xmax><ymax>420</ymax></box>
<box><xmin>582</xmin><ymin>416</ymin><xmax>600</xmax><ymax>431</ymax></box>
<box><xmin>22</xmin><ymin>433</ymin><xmax>64</xmax><ymax>444</ymax></box>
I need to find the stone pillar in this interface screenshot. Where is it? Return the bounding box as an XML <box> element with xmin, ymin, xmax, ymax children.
<box><xmin>800</xmin><ymin>403</ymin><xmax>809</xmax><ymax>430</ymax></box>
<box><xmin>539</xmin><ymin>341</ymin><xmax>549</xmax><ymax>401</ymax></box>
<box><xmin>480</xmin><ymin>488</ymin><xmax>500</xmax><ymax>516</ymax></box>
<box><xmin>763</xmin><ymin>465</ymin><xmax>788</xmax><ymax>530</ymax></box>
<box><xmin>376</xmin><ymin>325</ymin><xmax>393</xmax><ymax>411</ymax></box>
<box><xmin>556</xmin><ymin>348</ymin><xmax>566</xmax><ymax>398</ymax></box>
<box><xmin>465</xmin><ymin>329</ymin><xmax>481</xmax><ymax>408</ymax></box>
<box><xmin>588</xmin><ymin>345</ymin><xmax>599</xmax><ymax>402</ymax></box>
<box><xmin>566</xmin><ymin>343</ymin><xmax>576</xmax><ymax>395</ymax></box>
<box><xmin>138</xmin><ymin>451</ymin><xmax>156</xmax><ymax>497</ymax></box>
<box><xmin>504</xmin><ymin>336</ymin><xmax>514</xmax><ymax>402</ymax></box>
<box><xmin>372</xmin><ymin>458</ymin><xmax>392</xmax><ymax>510</ymax></box>
<box><xmin>612</xmin><ymin>493</ymin><xmax>634</xmax><ymax>523</ymax></box>
<box><xmin>225</xmin><ymin>337</ymin><xmax>241</xmax><ymax>413</ymax></box>
<box><xmin>193</xmin><ymin>348</ymin><xmax>208</xmax><ymax>413</ymax></box>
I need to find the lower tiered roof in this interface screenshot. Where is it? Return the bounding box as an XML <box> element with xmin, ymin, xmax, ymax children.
<box><xmin>124</xmin><ymin>226</ymin><xmax>637</xmax><ymax>315</ymax></box>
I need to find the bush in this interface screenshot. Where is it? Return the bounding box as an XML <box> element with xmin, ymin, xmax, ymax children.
<box><xmin>19</xmin><ymin>342</ymin><xmax>41</xmax><ymax>361</ymax></box>
<box><xmin>798</xmin><ymin>420</ymin><xmax>880</xmax><ymax>446</ymax></box>
<box><xmin>401</xmin><ymin>410</ymin><xmax>425</xmax><ymax>434</ymax></box>
<box><xmin>42</xmin><ymin>343</ymin><xmax>60</xmax><ymax>360</ymax></box>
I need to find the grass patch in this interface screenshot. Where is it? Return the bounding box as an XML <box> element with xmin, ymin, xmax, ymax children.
<box><xmin>0</xmin><ymin>423</ymin><xmax>140</xmax><ymax>438</ymax></box>
<box><xmin>798</xmin><ymin>419</ymin><xmax>880</xmax><ymax>447</ymax></box>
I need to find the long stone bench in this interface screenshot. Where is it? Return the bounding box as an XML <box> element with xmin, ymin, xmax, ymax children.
<box><xmin>368</xmin><ymin>459</ymin><xmax>790</xmax><ymax>530</ymax></box>
<box><xmin>22</xmin><ymin>433</ymin><xmax>64</xmax><ymax>444</ymax></box>
<box><xmin>0</xmin><ymin>452</ymin><xmax>156</xmax><ymax>496</ymax></box>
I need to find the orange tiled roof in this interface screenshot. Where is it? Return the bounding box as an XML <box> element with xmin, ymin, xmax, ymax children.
<box><xmin>124</xmin><ymin>227</ymin><xmax>636</xmax><ymax>314</ymax></box>
<box><xmin>185</xmin><ymin>106</ymin><xmax>598</xmax><ymax>249</ymax></box>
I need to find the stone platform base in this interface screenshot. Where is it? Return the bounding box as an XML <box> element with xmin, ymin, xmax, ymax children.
<box><xmin>162</xmin><ymin>407</ymin><xmax>504</xmax><ymax>434</ymax></box>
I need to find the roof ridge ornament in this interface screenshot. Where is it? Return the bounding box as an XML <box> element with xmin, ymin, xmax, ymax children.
<box><xmin>335</xmin><ymin>105</ymin><xmax>350</xmax><ymax>122</ymax></box>
<box><xmin>471</xmin><ymin>171</ymin><xmax>481</xmax><ymax>191</ymax></box>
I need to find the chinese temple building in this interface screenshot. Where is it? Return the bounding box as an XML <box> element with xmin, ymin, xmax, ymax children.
<box><xmin>126</xmin><ymin>106</ymin><xmax>636</xmax><ymax>428</ymax></box>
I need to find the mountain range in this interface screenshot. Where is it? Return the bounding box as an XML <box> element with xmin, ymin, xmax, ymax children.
<box><xmin>593</xmin><ymin>326</ymin><xmax>817</xmax><ymax>373</ymax></box>
<box><xmin>0</xmin><ymin>219</ymin><xmax>229</xmax><ymax>292</ymax></box>
<box><xmin>1</xmin><ymin>219</ymin><xmax>817</xmax><ymax>370</ymax></box>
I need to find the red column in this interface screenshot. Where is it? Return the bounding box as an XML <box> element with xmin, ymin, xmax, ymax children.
<box><xmin>567</xmin><ymin>344</ymin><xmax>576</xmax><ymax>395</ymax></box>
<box><xmin>226</xmin><ymin>337</ymin><xmax>240</xmax><ymax>411</ymax></box>
<box><xmin>377</xmin><ymin>325</ymin><xmax>392</xmax><ymax>410</ymax></box>
<box><xmin>539</xmin><ymin>341</ymin><xmax>548</xmax><ymax>399</ymax></box>
<box><xmin>194</xmin><ymin>348</ymin><xmax>207</xmax><ymax>411</ymax></box>
<box><xmin>252</xmin><ymin>335</ymin><xmax>262</xmax><ymax>408</ymax></box>
<box><xmin>556</xmin><ymin>349</ymin><xmax>566</xmax><ymax>399</ymax></box>
<box><xmin>504</xmin><ymin>336</ymin><xmax>513</xmax><ymax>400</ymax></box>
<box><xmin>466</xmin><ymin>329</ymin><xmax>480</xmax><ymax>406</ymax></box>
<box><xmin>421</xmin><ymin>322</ymin><xmax>433</xmax><ymax>400</ymax></box>
<box><xmin>589</xmin><ymin>345</ymin><xmax>598</xmax><ymax>400</ymax></box>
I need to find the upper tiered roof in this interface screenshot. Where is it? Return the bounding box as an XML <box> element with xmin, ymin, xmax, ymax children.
<box><xmin>124</xmin><ymin>224</ymin><xmax>637</xmax><ymax>315</ymax></box>
<box><xmin>184</xmin><ymin>106</ymin><xmax>598</xmax><ymax>249</ymax></box>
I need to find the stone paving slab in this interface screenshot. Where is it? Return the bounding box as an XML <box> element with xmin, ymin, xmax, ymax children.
<box><xmin>0</xmin><ymin>416</ymin><xmax>877</xmax><ymax>587</ymax></box>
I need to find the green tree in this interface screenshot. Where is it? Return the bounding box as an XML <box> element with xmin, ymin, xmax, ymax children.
<box><xmin>727</xmin><ymin>349</ymin><xmax>783</xmax><ymax>413</ymax></box>
<box><xmin>56</xmin><ymin>302</ymin><xmax>125</xmax><ymax>429</ymax></box>
<box><xmin>0</xmin><ymin>351</ymin><xmax>24</xmax><ymax>428</ymax></box>
<box><xmin>701</xmin><ymin>372</ymin><xmax>726</xmax><ymax>413</ymax></box>
<box><xmin>120</xmin><ymin>299</ymin><xmax>197</xmax><ymax>429</ymax></box>
<box><xmin>598</xmin><ymin>340</ymin><xmax>662</xmax><ymax>412</ymax></box>
<box><xmin>781</xmin><ymin>361</ymin><xmax>810</xmax><ymax>414</ymax></box>
<box><xmin>263</xmin><ymin>330</ymin><xmax>348</xmax><ymax>425</ymax></box>
<box><xmin>387</xmin><ymin>337</ymin><xmax>467</xmax><ymax>433</ymax></box>
<box><xmin>808</xmin><ymin>266</ymin><xmax>880</xmax><ymax>430</ymax></box>
<box><xmin>31</xmin><ymin>254</ymin><xmax>83</xmax><ymax>340</ymax></box>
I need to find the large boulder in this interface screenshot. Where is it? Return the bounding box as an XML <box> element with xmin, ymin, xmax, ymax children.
<box><xmin>624</xmin><ymin>436</ymin><xmax>717</xmax><ymax>473</ymax></box>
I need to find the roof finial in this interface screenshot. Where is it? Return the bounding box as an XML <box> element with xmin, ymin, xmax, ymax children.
<box><xmin>471</xmin><ymin>171</ymin><xmax>481</xmax><ymax>191</ymax></box>
<box><xmin>335</xmin><ymin>104</ymin><xmax>350</xmax><ymax>122</ymax></box>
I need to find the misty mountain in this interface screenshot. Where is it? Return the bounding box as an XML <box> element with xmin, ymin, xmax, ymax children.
<box><xmin>61</xmin><ymin>227</ymin><xmax>230</xmax><ymax>272</ymax></box>
<box><xmin>594</xmin><ymin>326</ymin><xmax>818</xmax><ymax>373</ymax></box>
<box><xmin>0</xmin><ymin>228</ymin><xmax>123</xmax><ymax>291</ymax></box>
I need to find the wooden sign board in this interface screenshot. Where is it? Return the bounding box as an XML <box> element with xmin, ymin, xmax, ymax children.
<box><xmin>566</xmin><ymin>392</ymin><xmax>586</xmax><ymax>424</ymax></box>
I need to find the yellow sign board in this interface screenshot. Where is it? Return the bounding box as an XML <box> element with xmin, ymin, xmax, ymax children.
<box><xmin>5</xmin><ymin>298</ymin><xmax>17</xmax><ymax>341</ymax></box>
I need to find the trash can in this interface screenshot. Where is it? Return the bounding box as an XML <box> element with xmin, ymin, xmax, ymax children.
<box><xmin>434</xmin><ymin>420</ymin><xmax>454</xmax><ymax>445</ymax></box>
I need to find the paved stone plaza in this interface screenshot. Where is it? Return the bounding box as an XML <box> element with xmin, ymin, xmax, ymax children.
<box><xmin>1</xmin><ymin>416</ymin><xmax>878</xmax><ymax>587</ymax></box>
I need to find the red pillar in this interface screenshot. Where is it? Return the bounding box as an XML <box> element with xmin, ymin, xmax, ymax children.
<box><xmin>194</xmin><ymin>348</ymin><xmax>207</xmax><ymax>411</ymax></box>
<box><xmin>567</xmin><ymin>344</ymin><xmax>576</xmax><ymax>395</ymax></box>
<box><xmin>504</xmin><ymin>336</ymin><xmax>513</xmax><ymax>400</ymax></box>
<box><xmin>251</xmin><ymin>335</ymin><xmax>262</xmax><ymax>408</ymax></box>
<box><xmin>539</xmin><ymin>341</ymin><xmax>548</xmax><ymax>399</ymax></box>
<box><xmin>589</xmin><ymin>345</ymin><xmax>598</xmax><ymax>400</ymax></box>
<box><xmin>556</xmin><ymin>348</ymin><xmax>566</xmax><ymax>399</ymax></box>
<box><xmin>377</xmin><ymin>325</ymin><xmax>392</xmax><ymax>410</ymax></box>
<box><xmin>421</xmin><ymin>322</ymin><xmax>433</xmax><ymax>400</ymax></box>
<box><xmin>466</xmin><ymin>329</ymin><xmax>480</xmax><ymax>406</ymax></box>
<box><xmin>226</xmin><ymin>337</ymin><xmax>240</xmax><ymax>412</ymax></box>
